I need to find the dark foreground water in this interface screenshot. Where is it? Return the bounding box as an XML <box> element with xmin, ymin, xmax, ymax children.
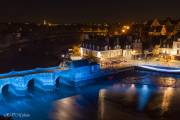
<box><xmin>0</xmin><ymin>71</ymin><xmax>180</xmax><ymax>120</ymax></box>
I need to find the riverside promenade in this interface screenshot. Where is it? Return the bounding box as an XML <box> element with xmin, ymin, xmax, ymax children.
<box><xmin>101</xmin><ymin>59</ymin><xmax>180</xmax><ymax>70</ymax></box>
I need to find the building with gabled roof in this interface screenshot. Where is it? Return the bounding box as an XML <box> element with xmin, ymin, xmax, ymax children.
<box><xmin>80</xmin><ymin>35</ymin><xmax>143</xmax><ymax>60</ymax></box>
<box><xmin>151</xmin><ymin>18</ymin><xmax>161</xmax><ymax>27</ymax></box>
<box><xmin>159</xmin><ymin>36</ymin><xmax>180</xmax><ymax>60</ymax></box>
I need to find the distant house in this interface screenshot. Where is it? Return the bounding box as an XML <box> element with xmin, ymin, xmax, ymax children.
<box><xmin>159</xmin><ymin>37</ymin><xmax>180</xmax><ymax>60</ymax></box>
<box><xmin>80</xmin><ymin>25</ymin><xmax>108</xmax><ymax>40</ymax></box>
<box><xmin>148</xmin><ymin>18</ymin><xmax>176</xmax><ymax>36</ymax></box>
<box><xmin>160</xmin><ymin>38</ymin><xmax>173</xmax><ymax>55</ymax></box>
<box><xmin>132</xmin><ymin>39</ymin><xmax>143</xmax><ymax>57</ymax></box>
<box><xmin>174</xmin><ymin>20</ymin><xmax>180</xmax><ymax>33</ymax></box>
<box><xmin>122</xmin><ymin>44</ymin><xmax>132</xmax><ymax>59</ymax></box>
<box><xmin>149</xmin><ymin>25</ymin><xmax>167</xmax><ymax>36</ymax></box>
<box><xmin>171</xmin><ymin>38</ymin><xmax>180</xmax><ymax>59</ymax></box>
<box><xmin>151</xmin><ymin>18</ymin><xmax>161</xmax><ymax>27</ymax></box>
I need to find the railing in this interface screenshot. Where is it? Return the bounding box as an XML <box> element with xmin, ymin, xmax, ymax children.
<box><xmin>100</xmin><ymin>60</ymin><xmax>180</xmax><ymax>70</ymax></box>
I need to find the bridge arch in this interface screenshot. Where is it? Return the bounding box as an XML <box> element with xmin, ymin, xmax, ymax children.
<box><xmin>26</xmin><ymin>77</ymin><xmax>48</xmax><ymax>91</ymax></box>
<box><xmin>1</xmin><ymin>84</ymin><xmax>13</xmax><ymax>97</ymax></box>
<box><xmin>27</xmin><ymin>79</ymin><xmax>36</xmax><ymax>92</ymax></box>
<box><xmin>55</xmin><ymin>77</ymin><xmax>61</xmax><ymax>88</ymax></box>
<box><xmin>25</xmin><ymin>77</ymin><xmax>43</xmax><ymax>92</ymax></box>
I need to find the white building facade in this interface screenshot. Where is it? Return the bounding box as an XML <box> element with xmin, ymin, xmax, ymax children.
<box><xmin>159</xmin><ymin>38</ymin><xmax>180</xmax><ymax>60</ymax></box>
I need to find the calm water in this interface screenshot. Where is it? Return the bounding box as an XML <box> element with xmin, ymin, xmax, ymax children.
<box><xmin>0</xmin><ymin>71</ymin><xmax>180</xmax><ymax>120</ymax></box>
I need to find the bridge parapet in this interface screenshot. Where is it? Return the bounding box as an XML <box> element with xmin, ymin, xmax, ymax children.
<box><xmin>0</xmin><ymin>76</ymin><xmax>27</xmax><ymax>96</ymax></box>
<box><xmin>0</xmin><ymin>66</ymin><xmax>62</xmax><ymax>100</ymax></box>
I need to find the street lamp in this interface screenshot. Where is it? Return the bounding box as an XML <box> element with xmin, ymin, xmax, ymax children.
<box><xmin>122</xmin><ymin>29</ymin><xmax>126</xmax><ymax>33</ymax></box>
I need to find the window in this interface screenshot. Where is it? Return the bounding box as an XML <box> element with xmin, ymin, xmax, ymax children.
<box><xmin>177</xmin><ymin>43</ymin><xmax>180</xmax><ymax>48</ymax></box>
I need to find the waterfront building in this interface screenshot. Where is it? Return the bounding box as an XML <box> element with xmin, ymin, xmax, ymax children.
<box><xmin>171</xmin><ymin>38</ymin><xmax>180</xmax><ymax>59</ymax></box>
<box><xmin>80</xmin><ymin>35</ymin><xmax>143</xmax><ymax>60</ymax></box>
<box><xmin>80</xmin><ymin>36</ymin><xmax>123</xmax><ymax>61</ymax></box>
<box><xmin>122</xmin><ymin>45</ymin><xmax>132</xmax><ymax>59</ymax></box>
<box><xmin>132</xmin><ymin>38</ymin><xmax>143</xmax><ymax>58</ymax></box>
<box><xmin>159</xmin><ymin>37</ymin><xmax>180</xmax><ymax>60</ymax></box>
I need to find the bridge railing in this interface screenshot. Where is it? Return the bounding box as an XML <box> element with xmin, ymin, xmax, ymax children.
<box><xmin>0</xmin><ymin>66</ymin><xmax>61</xmax><ymax>79</ymax></box>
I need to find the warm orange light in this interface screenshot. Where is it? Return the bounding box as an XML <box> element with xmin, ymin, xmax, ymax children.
<box><xmin>122</xmin><ymin>29</ymin><xmax>125</xmax><ymax>33</ymax></box>
<box><xmin>121</xmin><ymin>25</ymin><xmax>130</xmax><ymax>33</ymax></box>
<box><xmin>126</xmin><ymin>26</ymin><xmax>130</xmax><ymax>29</ymax></box>
<box><xmin>123</xmin><ymin>25</ymin><xmax>130</xmax><ymax>30</ymax></box>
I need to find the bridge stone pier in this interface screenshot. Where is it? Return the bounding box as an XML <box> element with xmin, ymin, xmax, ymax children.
<box><xmin>0</xmin><ymin>67</ymin><xmax>63</xmax><ymax>100</ymax></box>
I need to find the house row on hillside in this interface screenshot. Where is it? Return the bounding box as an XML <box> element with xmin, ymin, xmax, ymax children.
<box><xmin>80</xmin><ymin>34</ymin><xmax>180</xmax><ymax>61</ymax></box>
<box><xmin>131</xmin><ymin>18</ymin><xmax>180</xmax><ymax>37</ymax></box>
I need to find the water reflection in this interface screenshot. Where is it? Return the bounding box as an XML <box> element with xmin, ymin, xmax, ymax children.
<box><xmin>0</xmin><ymin>71</ymin><xmax>180</xmax><ymax>120</ymax></box>
<box><xmin>137</xmin><ymin>85</ymin><xmax>152</xmax><ymax>110</ymax></box>
<box><xmin>50</xmin><ymin>96</ymin><xmax>79</xmax><ymax>120</ymax></box>
<box><xmin>98</xmin><ymin>89</ymin><xmax>106</xmax><ymax>120</ymax></box>
<box><xmin>126</xmin><ymin>84</ymin><xmax>136</xmax><ymax>101</ymax></box>
<box><xmin>50</xmin><ymin>95</ymin><xmax>98</xmax><ymax>120</ymax></box>
<box><xmin>158</xmin><ymin>77</ymin><xmax>176</xmax><ymax>87</ymax></box>
<box><xmin>161</xmin><ymin>87</ymin><xmax>174</xmax><ymax>113</ymax></box>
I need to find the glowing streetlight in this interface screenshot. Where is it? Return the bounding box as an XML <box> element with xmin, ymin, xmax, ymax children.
<box><xmin>121</xmin><ymin>25</ymin><xmax>130</xmax><ymax>33</ymax></box>
<box><xmin>126</xmin><ymin>26</ymin><xmax>130</xmax><ymax>29</ymax></box>
<box><xmin>122</xmin><ymin>29</ymin><xmax>126</xmax><ymax>33</ymax></box>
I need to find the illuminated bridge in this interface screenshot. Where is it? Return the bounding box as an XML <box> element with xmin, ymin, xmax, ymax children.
<box><xmin>0</xmin><ymin>60</ymin><xmax>179</xmax><ymax>100</ymax></box>
<box><xmin>0</xmin><ymin>59</ymin><xmax>102</xmax><ymax>99</ymax></box>
<box><xmin>0</xmin><ymin>66</ymin><xmax>64</xmax><ymax>98</ymax></box>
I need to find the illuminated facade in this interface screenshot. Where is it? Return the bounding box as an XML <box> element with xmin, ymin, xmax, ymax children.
<box><xmin>159</xmin><ymin>38</ymin><xmax>180</xmax><ymax>59</ymax></box>
<box><xmin>132</xmin><ymin>39</ymin><xmax>143</xmax><ymax>57</ymax></box>
<box><xmin>172</xmin><ymin>39</ymin><xmax>180</xmax><ymax>56</ymax></box>
<box><xmin>80</xmin><ymin>36</ymin><xmax>123</xmax><ymax>60</ymax></box>
<box><xmin>81</xmin><ymin>35</ymin><xmax>143</xmax><ymax>60</ymax></box>
<box><xmin>81</xmin><ymin>48</ymin><xmax>123</xmax><ymax>60</ymax></box>
<box><xmin>80</xmin><ymin>35</ymin><xmax>142</xmax><ymax>60</ymax></box>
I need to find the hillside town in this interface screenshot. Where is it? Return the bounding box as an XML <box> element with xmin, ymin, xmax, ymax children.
<box><xmin>0</xmin><ymin>18</ymin><xmax>179</xmax><ymax>72</ymax></box>
<box><xmin>80</xmin><ymin>18</ymin><xmax>180</xmax><ymax>65</ymax></box>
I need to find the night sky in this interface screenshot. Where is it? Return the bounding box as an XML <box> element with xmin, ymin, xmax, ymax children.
<box><xmin>0</xmin><ymin>0</ymin><xmax>180</xmax><ymax>23</ymax></box>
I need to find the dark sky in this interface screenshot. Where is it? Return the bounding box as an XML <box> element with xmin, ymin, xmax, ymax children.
<box><xmin>0</xmin><ymin>0</ymin><xmax>180</xmax><ymax>23</ymax></box>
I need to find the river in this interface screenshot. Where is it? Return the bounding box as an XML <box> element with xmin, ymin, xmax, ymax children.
<box><xmin>0</xmin><ymin>71</ymin><xmax>180</xmax><ymax>120</ymax></box>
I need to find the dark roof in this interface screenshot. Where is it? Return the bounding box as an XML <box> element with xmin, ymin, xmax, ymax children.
<box><xmin>149</xmin><ymin>26</ymin><xmax>163</xmax><ymax>32</ymax></box>
<box><xmin>81</xmin><ymin>35</ymin><xmax>141</xmax><ymax>50</ymax></box>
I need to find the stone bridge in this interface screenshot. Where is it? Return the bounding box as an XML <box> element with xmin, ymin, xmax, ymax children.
<box><xmin>1</xmin><ymin>63</ymin><xmax>179</xmax><ymax>99</ymax></box>
<box><xmin>0</xmin><ymin>66</ymin><xmax>65</xmax><ymax>99</ymax></box>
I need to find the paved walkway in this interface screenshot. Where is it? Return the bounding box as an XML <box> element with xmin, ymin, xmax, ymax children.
<box><xmin>101</xmin><ymin>59</ymin><xmax>180</xmax><ymax>69</ymax></box>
